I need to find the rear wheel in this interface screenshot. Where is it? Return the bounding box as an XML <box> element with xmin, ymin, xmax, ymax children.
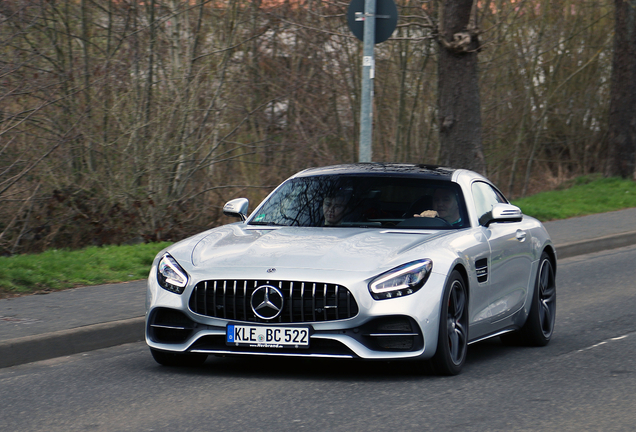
<box><xmin>502</xmin><ymin>252</ymin><xmax>556</xmax><ymax>346</ymax></box>
<box><xmin>431</xmin><ymin>270</ymin><xmax>468</xmax><ymax>375</ymax></box>
<box><xmin>150</xmin><ymin>348</ymin><xmax>208</xmax><ymax>367</ymax></box>
<box><xmin>522</xmin><ymin>252</ymin><xmax>556</xmax><ymax>345</ymax></box>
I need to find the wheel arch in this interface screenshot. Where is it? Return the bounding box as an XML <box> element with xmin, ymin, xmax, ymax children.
<box><xmin>431</xmin><ymin>262</ymin><xmax>470</xmax><ymax>375</ymax></box>
<box><xmin>542</xmin><ymin>244</ymin><xmax>557</xmax><ymax>275</ymax></box>
<box><xmin>451</xmin><ymin>263</ymin><xmax>470</xmax><ymax>304</ymax></box>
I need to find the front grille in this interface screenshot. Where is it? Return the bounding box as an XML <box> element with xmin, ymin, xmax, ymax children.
<box><xmin>189</xmin><ymin>280</ymin><xmax>359</xmax><ymax>323</ymax></box>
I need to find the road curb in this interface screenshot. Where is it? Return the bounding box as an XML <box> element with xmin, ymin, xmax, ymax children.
<box><xmin>0</xmin><ymin>316</ymin><xmax>145</xmax><ymax>369</ymax></box>
<box><xmin>555</xmin><ymin>230</ymin><xmax>636</xmax><ymax>260</ymax></box>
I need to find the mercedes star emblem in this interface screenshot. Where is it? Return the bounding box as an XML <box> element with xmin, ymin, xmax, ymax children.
<box><xmin>251</xmin><ymin>285</ymin><xmax>284</xmax><ymax>320</ymax></box>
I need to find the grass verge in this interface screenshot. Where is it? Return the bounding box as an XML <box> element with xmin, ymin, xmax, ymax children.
<box><xmin>1</xmin><ymin>176</ymin><xmax>635</xmax><ymax>297</ymax></box>
<box><xmin>511</xmin><ymin>176</ymin><xmax>636</xmax><ymax>221</ymax></box>
<box><xmin>0</xmin><ymin>242</ymin><xmax>172</xmax><ymax>297</ymax></box>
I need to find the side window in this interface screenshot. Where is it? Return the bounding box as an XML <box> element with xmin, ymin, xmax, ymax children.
<box><xmin>472</xmin><ymin>182</ymin><xmax>506</xmax><ymax>226</ymax></box>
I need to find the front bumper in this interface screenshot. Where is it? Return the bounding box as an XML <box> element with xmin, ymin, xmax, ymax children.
<box><xmin>145</xmin><ymin>268</ymin><xmax>447</xmax><ymax>361</ymax></box>
<box><xmin>147</xmin><ymin>307</ymin><xmax>424</xmax><ymax>359</ymax></box>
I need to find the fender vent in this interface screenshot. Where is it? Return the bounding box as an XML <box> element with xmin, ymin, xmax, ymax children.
<box><xmin>476</xmin><ymin>258</ymin><xmax>488</xmax><ymax>283</ymax></box>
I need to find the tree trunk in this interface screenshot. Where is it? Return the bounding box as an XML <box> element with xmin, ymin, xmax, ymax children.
<box><xmin>606</xmin><ymin>0</ymin><xmax>636</xmax><ymax>179</ymax></box>
<box><xmin>437</xmin><ymin>0</ymin><xmax>486</xmax><ymax>174</ymax></box>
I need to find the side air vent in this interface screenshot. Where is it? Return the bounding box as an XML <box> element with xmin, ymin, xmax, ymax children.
<box><xmin>476</xmin><ymin>258</ymin><xmax>488</xmax><ymax>283</ymax></box>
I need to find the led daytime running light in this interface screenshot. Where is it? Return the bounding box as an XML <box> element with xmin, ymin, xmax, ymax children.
<box><xmin>157</xmin><ymin>254</ymin><xmax>188</xmax><ymax>294</ymax></box>
<box><xmin>369</xmin><ymin>259</ymin><xmax>432</xmax><ymax>300</ymax></box>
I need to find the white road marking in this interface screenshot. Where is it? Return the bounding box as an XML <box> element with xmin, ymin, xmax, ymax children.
<box><xmin>576</xmin><ymin>334</ymin><xmax>631</xmax><ymax>353</ymax></box>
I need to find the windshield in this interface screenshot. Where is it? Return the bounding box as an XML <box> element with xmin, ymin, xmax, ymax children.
<box><xmin>249</xmin><ymin>175</ymin><xmax>469</xmax><ymax>229</ymax></box>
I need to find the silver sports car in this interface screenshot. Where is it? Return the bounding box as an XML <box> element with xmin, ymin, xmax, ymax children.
<box><xmin>145</xmin><ymin>163</ymin><xmax>557</xmax><ymax>375</ymax></box>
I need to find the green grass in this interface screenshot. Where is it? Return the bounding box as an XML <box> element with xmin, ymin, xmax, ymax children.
<box><xmin>512</xmin><ymin>176</ymin><xmax>636</xmax><ymax>221</ymax></box>
<box><xmin>0</xmin><ymin>242</ymin><xmax>172</xmax><ymax>296</ymax></box>
<box><xmin>1</xmin><ymin>175</ymin><xmax>635</xmax><ymax>296</ymax></box>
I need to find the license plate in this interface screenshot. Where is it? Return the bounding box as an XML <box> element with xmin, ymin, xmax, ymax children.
<box><xmin>226</xmin><ymin>324</ymin><xmax>310</xmax><ymax>348</ymax></box>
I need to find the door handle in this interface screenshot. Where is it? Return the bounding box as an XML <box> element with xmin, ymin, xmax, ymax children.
<box><xmin>516</xmin><ymin>230</ymin><xmax>527</xmax><ymax>242</ymax></box>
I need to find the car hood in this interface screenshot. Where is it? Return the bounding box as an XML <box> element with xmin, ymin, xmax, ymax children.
<box><xmin>187</xmin><ymin>224</ymin><xmax>451</xmax><ymax>272</ymax></box>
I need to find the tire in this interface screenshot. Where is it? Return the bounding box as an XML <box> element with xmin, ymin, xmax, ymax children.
<box><xmin>431</xmin><ymin>270</ymin><xmax>469</xmax><ymax>375</ymax></box>
<box><xmin>502</xmin><ymin>252</ymin><xmax>556</xmax><ymax>347</ymax></box>
<box><xmin>521</xmin><ymin>252</ymin><xmax>556</xmax><ymax>346</ymax></box>
<box><xmin>150</xmin><ymin>348</ymin><xmax>208</xmax><ymax>367</ymax></box>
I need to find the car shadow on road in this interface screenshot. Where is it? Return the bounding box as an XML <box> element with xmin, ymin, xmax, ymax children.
<box><xmin>144</xmin><ymin>336</ymin><xmax>538</xmax><ymax>381</ymax></box>
<box><xmin>151</xmin><ymin>355</ymin><xmax>429</xmax><ymax>381</ymax></box>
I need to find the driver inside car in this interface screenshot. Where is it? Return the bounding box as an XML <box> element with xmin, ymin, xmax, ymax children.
<box><xmin>415</xmin><ymin>188</ymin><xmax>462</xmax><ymax>226</ymax></box>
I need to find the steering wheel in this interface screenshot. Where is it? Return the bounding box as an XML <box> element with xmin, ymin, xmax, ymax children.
<box><xmin>396</xmin><ymin>216</ymin><xmax>451</xmax><ymax>228</ymax></box>
<box><xmin>434</xmin><ymin>216</ymin><xmax>451</xmax><ymax>227</ymax></box>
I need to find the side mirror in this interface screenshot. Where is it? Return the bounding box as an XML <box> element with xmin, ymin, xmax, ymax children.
<box><xmin>223</xmin><ymin>198</ymin><xmax>249</xmax><ymax>221</ymax></box>
<box><xmin>480</xmin><ymin>203</ymin><xmax>523</xmax><ymax>227</ymax></box>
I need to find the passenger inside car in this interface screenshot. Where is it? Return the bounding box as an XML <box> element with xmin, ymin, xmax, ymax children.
<box><xmin>323</xmin><ymin>190</ymin><xmax>352</xmax><ymax>226</ymax></box>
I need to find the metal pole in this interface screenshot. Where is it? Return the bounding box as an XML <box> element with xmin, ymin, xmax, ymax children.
<box><xmin>358</xmin><ymin>0</ymin><xmax>375</xmax><ymax>163</ymax></box>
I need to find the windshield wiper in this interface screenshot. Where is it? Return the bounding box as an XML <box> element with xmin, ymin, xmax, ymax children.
<box><xmin>248</xmin><ymin>221</ymin><xmax>286</xmax><ymax>226</ymax></box>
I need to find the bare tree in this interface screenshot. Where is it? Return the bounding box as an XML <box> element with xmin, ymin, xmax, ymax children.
<box><xmin>0</xmin><ymin>0</ymin><xmax>624</xmax><ymax>254</ymax></box>
<box><xmin>606</xmin><ymin>0</ymin><xmax>636</xmax><ymax>179</ymax></box>
<box><xmin>436</xmin><ymin>0</ymin><xmax>486</xmax><ymax>174</ymax></box>
<box><xmin>477</xmin><ymin>0</ymin><xmax>613</xmax><ymax>196</ymax></box>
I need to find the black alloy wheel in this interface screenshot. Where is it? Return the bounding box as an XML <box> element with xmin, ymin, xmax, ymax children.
<box><xmin>501</xmin><ymin>251</ymin><xmax>556</xmax><ymax>347</ymax></box>
<box><xmin>523</xmin><ymin>252</ymin><xmax>557</xmax><ymax>345</ymax></box>
<box><xmin>432</xmin><ymin>270</ymin><xmax>468</xmax><ymax>375</ymax></box>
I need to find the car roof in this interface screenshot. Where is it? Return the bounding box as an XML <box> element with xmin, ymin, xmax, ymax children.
<box><xmin>291</xmin><ymin>163</ymin><xmax>458</xmax><ymax>180</ymax></box>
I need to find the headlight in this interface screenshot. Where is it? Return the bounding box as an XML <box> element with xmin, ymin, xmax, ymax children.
<box><xmin>369</xmin><ymin>259</ymin><xmax>432</xmax><ymax>300</ymax></box>
<box><xmin>157</xmin><ymin>254</ymin><xmax>189</xmax><ymax>294</ymax></box>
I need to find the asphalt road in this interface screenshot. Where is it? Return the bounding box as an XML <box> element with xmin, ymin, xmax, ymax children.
<box><xmin>1</xmin><ymin>244</ymin><xmax>635</xmax><ymax>431</ymax></box>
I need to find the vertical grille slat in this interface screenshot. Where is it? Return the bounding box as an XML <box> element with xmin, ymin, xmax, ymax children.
<box><xmin>243</xmin><ymin>281</ymin><xmax>248</xmax><ymax>321</ymax></box>
<box><xmin>194</xmin><ymin>284</ymin><xmax>200</xmax><ymax>315</ymax></box>
<box><xmin>203</xmin><ymin>282</ymin><xmax>207</xmax><ymax>316</ymax></box>
<box><xmin>232</xmin><ymin>281</ymin><xmax>238</xmax><ymax>319</ymax></box>
<box><xmin>335</xmin><ymin>285</ymin><xmax>339</xmax><ymax>320</ymax></box>
<box><xmin>289</xmin><ymin>282</ymin><xmax>294</xmax><ymax>322</ymax></box>
<box><xmin>323</xmin><ymin>284</ymin><xmax>328</xmax><ymax>321</ymax></box>
<box><xmin>222</xmin><ymin>281</ymin><xmax>227</xmax><ymax>319</ymax></box>
<box><xmin>278</xmin><ymin>281</ymin><xmax>284</xmax><ymax>323</ymax></box>
<box><xmin>189</xmin><ymin>279</ymin><xmax>358</xmax><ymax>324</ymax></box>
<box><xmin>213</xmin><ymin>281</ymin><xmax>217</xmax><ymax>317</ymax></box>
<box><xmin>312</xmin><ymin>283</ymin><xmax>316</xmax><ymax>322</ymax></box>
<box><xmin>300</xmin><ymin>283</ymin><xmax>305</xmax><ymax>322</ymax></box>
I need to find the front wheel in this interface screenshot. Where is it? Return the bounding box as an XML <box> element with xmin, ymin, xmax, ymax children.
<box><xmin>150</xmin><ymin>348</ymin><xmax>208</xmax><ymax>367</ymax></box>
<box><xmin>431</xmin><ymin>270</ymin><xmax>468</xmax><ymax>375</ymax></box>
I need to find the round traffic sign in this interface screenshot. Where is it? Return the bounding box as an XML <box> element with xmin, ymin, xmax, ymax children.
<box><xmin>347</xmin><ymin>0</ymin><xmax>398</xmax><ymax>44</ymax></box>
